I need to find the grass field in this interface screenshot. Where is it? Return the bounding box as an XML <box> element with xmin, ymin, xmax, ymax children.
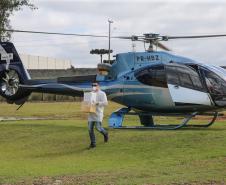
<box><xmin>0</xmin><ymin>102</ymin><xmax>226</xmax><ymax>185</ymax></box>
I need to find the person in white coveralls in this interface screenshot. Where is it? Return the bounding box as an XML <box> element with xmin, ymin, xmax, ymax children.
<box><xmin>88</xmin><ymin>82</ymin><xmax>108</xmax><ymax>148</ymax></box>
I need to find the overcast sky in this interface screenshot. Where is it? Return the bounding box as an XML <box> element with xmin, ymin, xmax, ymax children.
<box><xmin>9</xmin><ymin>0</ymin><xmax>226</xmax><ymax>67</ymax></box>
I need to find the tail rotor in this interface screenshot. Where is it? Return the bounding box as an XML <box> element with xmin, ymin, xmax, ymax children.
<box><xmin>0</xmin><ymin>42</ymin><xmax>31</xmax><ymax>104</ymax></box>
<box><xmin>1</xmin><ymin>69</ymin><xmax>20</xmax><ymax>97</ymax></box>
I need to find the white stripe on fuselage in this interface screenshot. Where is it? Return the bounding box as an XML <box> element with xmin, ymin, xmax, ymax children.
<box><xmin>168</xmin><ymin>84</ymin><xmax>212</xmax><ymax>106</ymax></box>
<box><xmin>107</xmin><ymin>92</ymin><xmax>156</xmax><ymax>100</ymax></box>
<box><xmin>0</xmin><ymin>44</ymin><xmax>13</xmax><ymax>70</ymax></box>
<box><xmin>20</xmin><ymin>83</ymin><xmax>157</xmax><ymax>99</ymax></box>
<box><xmin>20</xmin><ymin>83</ymin><xmax>155</xmax><ymax>92</ymax></box>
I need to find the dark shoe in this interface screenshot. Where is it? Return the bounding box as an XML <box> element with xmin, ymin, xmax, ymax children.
<box><xmin>104</xmin><ymin>133</ymin><xmax>108</xmax><ymax>143</ymax></box>
<box><xmin>89</xmin><ymin>143</ymin><xmax>96</xmax><ymax>149</ymax></box>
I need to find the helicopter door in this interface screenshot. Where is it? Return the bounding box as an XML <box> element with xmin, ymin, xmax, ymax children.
<box><xmin>201</xmin><ymin>68</ymin><xmax>226</xmax><ymax>106</ymax></box>
<box><xmin>166</xmin><ymin>64</ymin><xmax>212</xmax><ymax>106</ymax></box>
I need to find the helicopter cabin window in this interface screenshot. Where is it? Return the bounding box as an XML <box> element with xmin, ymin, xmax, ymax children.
<box><xmin>134</xmin><ymin>65</ymin><xmax>167</xmax><ymax>88</ymax></box>
<box><xmin>166</xmin><ymin>65</ymin><xmax>204</xmax><ymax>91</ymax></box>
<box><xmin>179</xmin><ymin>73</ymin><xmax>193</xmax><ymax>89</ymax></box>
<box><xmin>166</xmin><ymin>66</ymin><xmax>180</xmax><ymax>85</ymax></box>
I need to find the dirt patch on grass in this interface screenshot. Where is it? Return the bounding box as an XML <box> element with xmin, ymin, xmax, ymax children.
<box><xmin>2</xmin><ymin>174</ymin><xmax>119</xmax><ymax>185</ymax></box>
<box><xmin>170</xmin><ymin>181</ymin><xmax>226</xmax><ymax>185</ymax></box>
<box><xmin>2</xmin><ymin>175</ymin><xmax>226</xmax><ymax>185</ymax></box>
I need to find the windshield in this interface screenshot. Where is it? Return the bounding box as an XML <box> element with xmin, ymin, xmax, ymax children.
<box><xmin>201</xmin><ymin>66</ymin><xmax>226</xmax><ymax>95</ymax></box>
<box><xmin>203</xmin><ymin>64</ymin><xmax>226</xmax><ymax>81</ymax></box>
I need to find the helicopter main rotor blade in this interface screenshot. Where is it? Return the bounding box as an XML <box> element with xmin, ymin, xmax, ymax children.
<box><xmin>153</xmin><ymin>42</ymin><xmax>171</xmax><ymax>51</ymax></box>
<box><xmin>112</xmin><ymin>35</ymin><xmax>143</xmax><ymax>41</ymax></box>
<box><xmin>5</xmin><ymin>29</ymin><xmax>143</xmax><ymax>40</ymax></box>
<box><xmin>4</xmin><ymin>29</ymin><xmax>108</xmax><ymax>38</ymax></box>
<box><xmin>5</xmin><ymin>29</ymin><xmax>226</xmax><ymax>40</ymax></box>
<box><xmin>164</xmin><ymin>34</ymin><xmax>226</xmax><ymax>40</ymax></box>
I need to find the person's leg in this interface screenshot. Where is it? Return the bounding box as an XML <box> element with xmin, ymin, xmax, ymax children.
<box><xmin>95</xmin><ymin>121</ymin><xmax>108</xmax><ymax>142</ymax></box>
<box><xmin>88</xmin><ymin>121</ymin><xmax>96</xmax><ymax>147</ymax></box>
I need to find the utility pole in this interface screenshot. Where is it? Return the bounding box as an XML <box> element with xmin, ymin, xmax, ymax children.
<box><xmin>108</xmin><ymin>19</ymin><xmax>113</xmax><ymax>62</ymax></box>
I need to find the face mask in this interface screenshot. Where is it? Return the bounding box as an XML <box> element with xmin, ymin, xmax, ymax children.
<box><xmin>92</xmin><ymin>86</ymin><xmax>97</xmax><ymax>91</ymax></box>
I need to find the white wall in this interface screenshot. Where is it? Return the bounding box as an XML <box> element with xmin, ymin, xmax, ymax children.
<box><xmin>19</xmin><ymin>54</ymin><xmax>72</xmax><ymax>70</ymax></box>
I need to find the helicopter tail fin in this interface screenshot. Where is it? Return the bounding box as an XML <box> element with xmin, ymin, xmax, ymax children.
<box><xmin>0</xmin><ymin>42</ymin><xmax>31</xmax><ymax>104</ymax></box>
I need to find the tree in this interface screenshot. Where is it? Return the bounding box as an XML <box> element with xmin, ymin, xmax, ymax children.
<box><xmin>0</xmin><ymin>0</ymin><xmax>36</xmax><ymax>41</ymax></box>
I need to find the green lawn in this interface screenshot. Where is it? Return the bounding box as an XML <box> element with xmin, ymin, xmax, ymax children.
<box><xmin>0</xmin><ymin>102</ymin><xmax>226</xmax><ymax>185</ymax></box>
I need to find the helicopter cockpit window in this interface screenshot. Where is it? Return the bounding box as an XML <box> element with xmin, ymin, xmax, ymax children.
<box><xmin>202</xmin><ymin>69</ymin><xmax>226</xmax><ymax>95</ymax></box>
<box><xmin>134</xmin><ymin>65</ymin><xmax>167</xmax><ymax>88</ymax></box>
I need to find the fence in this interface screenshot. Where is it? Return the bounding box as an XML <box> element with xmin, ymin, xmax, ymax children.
<box><xmin>19</xmin><ymin>54</ymin><xmax>71</xmax><ymax>70</ymax></box>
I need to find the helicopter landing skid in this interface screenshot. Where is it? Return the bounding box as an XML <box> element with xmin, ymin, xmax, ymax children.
<box><xmin>108</xmin><ymin>108</ymin><xmax>219</xmax><ymax>130</ymax></box>
<box><xmin>183</xmin><ymin>112</ymin><xmax>219</xmax><ymax>128</ymax></box>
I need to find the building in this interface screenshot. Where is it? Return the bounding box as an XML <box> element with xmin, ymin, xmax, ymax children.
<box><xmin>19</xmin><ymin>54</ymin><xmax>72</xmax><ymax>70</ymax></box>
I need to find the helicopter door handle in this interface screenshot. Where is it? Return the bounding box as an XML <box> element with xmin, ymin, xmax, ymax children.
<box><xmin>174</xmin><ymin>85</ymin><xmax>179</xmax><ymax>89</ymax></box>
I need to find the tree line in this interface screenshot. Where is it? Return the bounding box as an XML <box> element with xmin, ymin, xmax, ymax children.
<box><xmin>0</xmin><ymin>0</ymin><xmax>36</xmax><ymax>41</ymax></box>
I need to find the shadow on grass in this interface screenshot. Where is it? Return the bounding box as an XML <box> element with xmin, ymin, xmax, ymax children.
<box><xmin>0</xmin><ymin>122</ymin><xmax>86</xmax><ymax>130</ymax></box>
<box><xmin>110</xmin><ymin>127</ymin><xmax>226</xmax><ymax>132</ymax></box>
<box><xmin>31</xmin><ymin>146</ymin><xmax>90</xmax><ymax>158</ymax></box>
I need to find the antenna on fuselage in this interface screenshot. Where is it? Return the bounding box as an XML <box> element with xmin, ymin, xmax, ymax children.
<box><xmin>132</xmin><ymin>42</ymin><xmax>136</xmax><ymax>52</ymax></box>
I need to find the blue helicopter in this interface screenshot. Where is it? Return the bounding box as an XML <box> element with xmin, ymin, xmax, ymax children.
<box><xmin>0</xmin><ymin>33</ymin><xmax>226</xmax><ymax>130</ymax></box>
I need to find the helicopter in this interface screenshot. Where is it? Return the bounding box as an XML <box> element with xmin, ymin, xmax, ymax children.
<box><xmin>0</xmin><ymin>32</ymin><xmax>226</xmax><ymax>130</ymax></box>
